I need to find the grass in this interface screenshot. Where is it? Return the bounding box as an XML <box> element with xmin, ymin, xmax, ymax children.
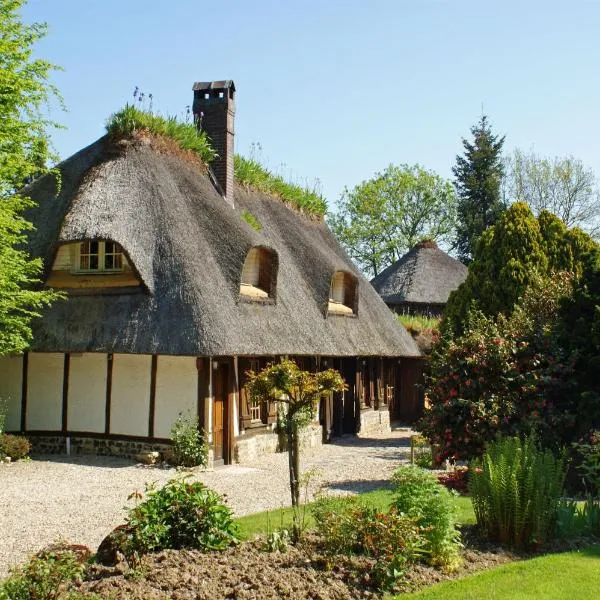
<box><xmin>402</xmin><ymin>545</ymin><xmax>600</xmax><ymax>599</ymax></box>
<box><xmin>397</xmin><ymin>314</ymin><xmax>441</xmax><ymax>336</ymax></box>
<box><xmin>234</xmin><ymin>488</ymin><xmax>475</xmax><ymax>540</ymax></box>
<box><xmin>240</xmin><ymin>210</ymin><xmax>262</xmax><ymax>231</ymax></box>
<box><xmin>106</xmin><ymin>105</ymin><xmax>215</xmax><ymax>163</ymax></box>
<box><xmin>106</xmin><ymin>105</ymin><xmax>327</xmax><ymax>218</ymax></box>
<box><xmin>235</xmin><ymin>155</ymin><xmax>327</xmax><ymax>217</ymax></box>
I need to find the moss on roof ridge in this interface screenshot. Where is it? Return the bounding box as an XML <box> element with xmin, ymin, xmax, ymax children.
<box><xmin>106</xmin><ymin>105</ymin><xmax>327</xmax><ymax>218</ymax></box>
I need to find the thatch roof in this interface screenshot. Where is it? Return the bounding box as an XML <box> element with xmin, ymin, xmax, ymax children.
<box><xmin>370</xmin><ymin>240</ymin><xmax>467</xmax><ymax>306</ymax></box>
<box><xmin>23</xmin><ymin>135</ymin><xmax>420</xmax><ymax>358</ymax></box>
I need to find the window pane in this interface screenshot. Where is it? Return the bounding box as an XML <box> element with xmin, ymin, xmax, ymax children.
<box><xmin>89</xmin><ymin>240</ymin><xmax>99</xmax><ymax>254</ymax></box>
<box><xmin>105</xmin><ymin>254</ymin><xmax>114</xmax><ymax>270</ymax></box>
<box><xmin>80</xmin><ymin>241</ymin><xmax>90</xmax><ymax>255</ymax></box>
<box><xmin>80</xmin><ymin>255</ymin><xmax>89</xmax><ymax>270</ymax></box>
<box><xmin>105</xmin><ymin>241</ymin><xmax>116</xmax><ymax>254</ymax></box>
<box><xmin>113</xmin><ymin>253</ymin><xmax>122</xmax><ymax>269</ymax></box>
<box><xmin>89</xmin><ymin>255</ymin><xmax>99</xmax><ymax>270</ymax></box>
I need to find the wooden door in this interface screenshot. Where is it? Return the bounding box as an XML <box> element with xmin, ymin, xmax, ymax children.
<box><xmin>213</xmin><ymin>364</ymin><xmax>228</xmax><ymax>462</ymax></box>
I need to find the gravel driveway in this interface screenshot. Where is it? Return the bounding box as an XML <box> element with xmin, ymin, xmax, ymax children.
<box><xmin>0</xmin><ymin>429</ymin><xmax>412</xmax><ymax>578</ymax></box>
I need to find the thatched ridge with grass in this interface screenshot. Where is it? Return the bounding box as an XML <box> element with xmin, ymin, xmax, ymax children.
<box><xmin>22</xmin><ymin>133</ymin><xmax>419</xmax><ymax>357</ymax></box>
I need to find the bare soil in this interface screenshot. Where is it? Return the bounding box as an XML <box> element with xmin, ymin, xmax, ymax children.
<box><xmin>67</xmin><ymin>528</ymin><xmax>599</xmax><ymax>599</ymax></box>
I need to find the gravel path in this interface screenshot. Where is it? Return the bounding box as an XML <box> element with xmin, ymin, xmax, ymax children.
<box><xmin>0</xmin><ymin>429</ymin><xmax>412</xmax><ymax>577</ymax></box>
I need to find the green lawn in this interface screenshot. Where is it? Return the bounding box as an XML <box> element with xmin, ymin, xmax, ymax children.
<box><xmin>402</xmin><ymin>545</ymin><xmax>600</xmax><ymax>599</ymax></box>
<box><xmin>234</xmin><ymin>489</ymin><xmax>475</xmax><ymax>539</ymax></box>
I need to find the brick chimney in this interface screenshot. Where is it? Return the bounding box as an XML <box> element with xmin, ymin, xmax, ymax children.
<box><xmin>192</xmin><ymin>80</ymin><xmax>235</xmax><ymax>205</ymax></box>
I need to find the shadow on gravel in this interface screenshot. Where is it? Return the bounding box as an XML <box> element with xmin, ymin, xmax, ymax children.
<box><xmin>29</xmin><ymin>454</ymin><xmax>145</xmax><ymax>469</ymax></box>
<box><xmin>325</xmin><ymin>479</ymin><xmax>393</xmax><ymax>494</ymax></box>
<box><xmin>327</xmin><ymin>435</ymin><xmax>411</xmax><ymax>449</ymax></box>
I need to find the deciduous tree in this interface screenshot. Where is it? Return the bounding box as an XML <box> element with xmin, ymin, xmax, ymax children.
<box><xmin>245</xmin><ymin>360</ymin><xmax>346</xmax><ymax>537</ymax></box>
<box><xmin>504</xmin><ymin>149</ymin><xmax>600</xmax><ymax>238</ymax></box>
<box><xmin>329</xmin><ymin>164</ymin><xmax>457</xmax><ymax>278</ymax></box>
<box><xmin>0</xmin><ymin>0</ymin><xmax>64</xmax><ymax>354</ymax></box>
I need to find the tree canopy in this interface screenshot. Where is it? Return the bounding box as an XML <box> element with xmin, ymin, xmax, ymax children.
<box><xmin>453</xmin><ymin>115</ymin><xmax>506</xmax><ymax>263</ymax></box>
<box><xmin>329</xmin><ymin>164</ymin><xmax>457</xmax><ymax>278</ymax></box>
<box><xmin>0</xmin><ymin>0</ymin><xmax>64</xmax><ymax>355</ymax></box>
<box><xmin>443</xmin><ymin>202</ymin><xmax>598</xmax><ymax>338</ymax></box>
<box><xmin>504</xmin><ymin>149</ymin><xmax>600</xmax><ymax>238</ymax></box>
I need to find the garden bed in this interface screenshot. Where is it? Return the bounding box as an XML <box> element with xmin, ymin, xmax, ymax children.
<box><xmin>67</xmin><ymin>529</ymin><xmax>598</xmax><ymax>599</ymax></box>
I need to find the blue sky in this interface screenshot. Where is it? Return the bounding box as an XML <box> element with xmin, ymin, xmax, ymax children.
<box><xmin>22</xmin><ymin>0</ymin><xmax>600</xmax><ymax>209</ymax></box>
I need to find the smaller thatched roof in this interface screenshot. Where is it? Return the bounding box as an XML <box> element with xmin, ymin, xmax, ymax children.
<box><xmin>370</xmin><ymin>240</ymin><xmax>467</xmax><ymax>306</ymax></box>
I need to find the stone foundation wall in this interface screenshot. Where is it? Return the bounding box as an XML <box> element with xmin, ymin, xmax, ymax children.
<box><xmin>358</xmin><ymin>409</ymin><xmax>391</xmax><ymax>437</ymax></box>
<box><xmin>234</xmin><ymin>423</ymin><xmax>323</xmax><ymax>464</ymax></box>
<box><xmin>29</xmin><ymin>435</ymin><xmax>171</xmax><ymax>461</ymax></box>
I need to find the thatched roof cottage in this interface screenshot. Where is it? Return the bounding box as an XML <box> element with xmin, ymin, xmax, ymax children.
<box><xmin>371</xmin><ymin>240</ymin><xmax>468</xmax><ymax>317</ymax></box>
<box><xmin>0</xmin><ymin>81</ymin><xmax>422</xmax><ymax>464</ymax></box>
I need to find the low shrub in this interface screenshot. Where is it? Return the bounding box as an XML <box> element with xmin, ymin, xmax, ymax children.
<box><xmin>391</xmin><ymin>466</ymin><xmax>462</xmax><ymax>568</ymax></box>
<box><xmin>170</xmin><ymin>413</ymin><xmax>208</xmax><ymax>468</ymax></box>
<box><xmin>312</xmin><ymin>495</ymin><xmax>426</xmax><ymax>591</ymax></box>
<box><xmin>411</xmin><ymin>435</ymin><xmax>433</xmax><ymax>469</ymax></box>
<box><xmin>123</xmin><ymin>478</ymin><xmax>240</xmax><ymax>560</ymax></box>
<box><xmin>437</xmin><ymin>468</ymin><xmax>470</xmax><ymax>495</ymax></box>
<box><xmin>469</xmin><ymin>434</ymin><xmax>566</xmax><ymax>549</ymax></box>
<box><xmin>0</xmin><ymin>548</ymin><xmax>85</xmax><ymax>600</ymax></box>
<box><xmin>0</xmin><ymin>434</ymin><xmax>31</xmax><ymax>460</ymax></box>
<box><xmin>572</xmin><ymin>429</ymin><xmax>600</xmax><ymax>495</ymax></box>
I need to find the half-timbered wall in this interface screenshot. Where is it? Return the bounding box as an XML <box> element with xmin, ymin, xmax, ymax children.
<box><xmin>0</xmin><ymin>355</ymin><xmax>23</xmax><ymax>431</ymax></box>
<box><xmin>68</xmin><ymin>353</ymin><xmax>106</xmax><ymax>432</ymax></box>
<box><xmin>110</xmin><ymin>354</ymin><xmax>152</xmax><ymax>436</ymax></box>
<box><xmin>27</xmin><ymin>353</ymin><xmax>63</xmax><ymax>430</ymax></box>
<box><xmin>154</xmin><ymin>356</ymin><xmax>198</xmax><ymax>439</ymax></box>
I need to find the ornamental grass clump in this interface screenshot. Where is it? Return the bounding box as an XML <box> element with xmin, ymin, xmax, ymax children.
<box><xmin>469</xmin><ymin>433</ymin><xmax>566</xmax><ymax>549</ymax></box>
<box><xmin>391</xmin><ymin>466</ymin><xmax>462</xmax><ymax>568</ymax></box>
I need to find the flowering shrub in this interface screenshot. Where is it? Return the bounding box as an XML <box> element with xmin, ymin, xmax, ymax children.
<box><xmin>419</xmin><ymin>273</ymin><xmax>575</xmax><ymax>462</ymax></box>
<box><xmin>437</xmin><ymin>468</ymin><xmax>470</xmax><ymax>495</ymax></box>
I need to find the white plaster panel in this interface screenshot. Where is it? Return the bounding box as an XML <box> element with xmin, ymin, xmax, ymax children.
<box><xmin>52</xmin><ymin>244</ymin><xmax>73</xmax><ymax>270</ymax></box>
<box><xmin>110</xmin><ymin>354</ymin><xmax>151</xmax><ymax>436</ymax></box>
<box><xmin>26</xmin><ymin>353</ymin><xmax>63</xmax><ymax>431</ymax></box>
<box><xmin>154</xmin><ymin>356</ymin><xmax>198</xmax><ymax>439</ymax></box>
<box><xmin>68</xmin><ymin>353</ymin><xmax>106</xmax><ymax>432</ymax></box>
<box><xmin>0</xmin><ymin>355</ymin><xmax>23</xmax><ymax>431</ymax></box>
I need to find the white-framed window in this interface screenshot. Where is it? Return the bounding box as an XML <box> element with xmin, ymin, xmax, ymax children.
<box><xmin>77</xmin><ymin>241</ymin><xmax>124</xmax><ymax>272</ymax></box>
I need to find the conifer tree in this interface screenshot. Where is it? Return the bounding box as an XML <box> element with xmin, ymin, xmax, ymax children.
<box><xmin>453</xmin><ymin>115</ymin><xmax>506</xmax><ymax>263</ymax></box>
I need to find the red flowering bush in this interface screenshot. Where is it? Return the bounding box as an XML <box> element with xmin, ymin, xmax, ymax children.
<box><xmin>419</xmin><ymin>273</ymin><xmax>576</xmax><ymax>462</ymax></box>
<box><xmin>437</xmin><ymin>468</ymin><xmax>470</xmax><ymax>495</ymax></box>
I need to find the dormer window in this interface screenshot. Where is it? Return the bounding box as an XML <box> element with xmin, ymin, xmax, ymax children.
<box><xmin>77</xmin><ymin>240</ymin><xmax>124</xmax><ymax>272</ymax></box>
<box><xmin>328</xmin><ymin>271</ymin><xmax>358</xmax><ymax>315</ymax></box>
<box><xmin>240</xmin><ymin>246</ymin><xmax>277</xmax><ymax>300</ymax></box>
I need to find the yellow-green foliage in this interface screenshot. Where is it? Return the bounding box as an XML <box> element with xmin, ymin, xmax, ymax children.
<box><xmin>235</xmin><ymin>155</ymin><xmax>327</xmax><ymax>217</ymax></box>
<box><xmin>106</xmin><ymin>105</ymin><xmax>215</xmax><ymax>163</ymax></box>
<box><xmin>469</xmin><ymin>434</ymin><xmax>566</xmax><ymax>549</ymax></box>
<box><xmin>397</xmin><ymin>314</ymin><xmax>440</xmax><ymax>336</ymax></box>
<box><xmin>443</xmin><ymin>202</ymin><xmax>598</xmax><ymax>338</ymax></box>
<box><xmin>241</xmin><ymin>210</ymin><xmax>262</xmax><ymax>231</ymax></box>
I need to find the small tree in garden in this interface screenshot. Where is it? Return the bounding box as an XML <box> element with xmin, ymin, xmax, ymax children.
<box><xmin>246</xmin><ymin>360</ymin><xmax>346</xmax><ymax>512</ymax></box>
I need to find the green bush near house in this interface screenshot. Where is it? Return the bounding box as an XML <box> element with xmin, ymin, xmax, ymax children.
<box><xmin>0</xmin><ymin>434</ymin><xmax>30</xmax><ymax>460</ymax></box>
<box><xmin>469</xmin><ymin>434</ymin><xmax>566</xmax><ymax>549</ymax></box>
<box><xmin>169</xmin><ymin>412</ymin><xmax>208</xmax><ymax>468</ymax></box>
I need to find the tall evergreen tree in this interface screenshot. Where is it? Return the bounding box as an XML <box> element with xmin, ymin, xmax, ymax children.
<box><xmin>452</xmin><ymin>115</ymin><xmax>506</xmax><ymax>263</ymax></box>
